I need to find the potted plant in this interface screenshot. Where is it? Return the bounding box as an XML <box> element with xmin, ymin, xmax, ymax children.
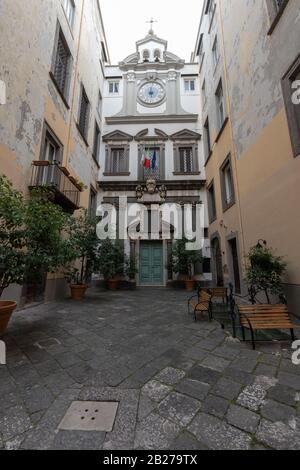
<box><xmin>0</xmin><ymin>176</ymin><xmax>27</xmax><ymax>334</ymax></box>
<box><xmin>170</xmin><ymin>238</ymin><xmax>203</xmax><ymax>291</ymax></box>
<box><xmin>65</xmin><ymin>210</ymin><xmax>99</xmax><ymax>300</ymax></box>
<box><xmin>246</xmin><ymin>244</ymin><xmax>287</xmax><ymax>304</ymax></box>
<box><xmin>125</xmin><ymin>255</ymin><xmax>138</xmax><ymax>282</ymax></box>
<box><xmin>96</xmin><ymin>239</ymin><xmax>125</xmax><ymax>290</ymax></box>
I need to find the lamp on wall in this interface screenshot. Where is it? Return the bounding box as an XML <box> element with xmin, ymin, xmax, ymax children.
<box><xmin>256</xmin><ymin>239</ymin><xmax>267</xmax><ymax>249</ymax></box>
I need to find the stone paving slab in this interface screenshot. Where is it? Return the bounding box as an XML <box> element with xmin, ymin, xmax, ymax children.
<box><xmin>0</xmin><ymin>288</ymin><xmax>299</xmax><ymax>450</ymax></box>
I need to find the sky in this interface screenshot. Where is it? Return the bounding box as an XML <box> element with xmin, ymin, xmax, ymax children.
<box><xmin>100</xmin><ymin>0</ymin><xmax>204</xmax><ymax>64</ymax></box>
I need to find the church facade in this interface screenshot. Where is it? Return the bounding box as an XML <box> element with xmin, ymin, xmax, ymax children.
<box><xmin>98</xmin><ymin>28</ymin><xmax>211</xmax><ymax>287</ymax></box>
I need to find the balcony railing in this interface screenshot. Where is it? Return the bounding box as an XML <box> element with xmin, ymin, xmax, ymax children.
<box><xmin>30</xmin><ymin>161</ymin><xmax>81</xmax><ymax>211</ymax></box>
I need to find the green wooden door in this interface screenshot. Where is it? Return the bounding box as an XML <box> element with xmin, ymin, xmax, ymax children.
<box><xmin>139</xmin><ymin>242</ymin><xmax>163</xmax><ymax>285</ymax></box>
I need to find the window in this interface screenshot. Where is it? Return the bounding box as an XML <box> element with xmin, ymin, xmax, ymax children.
<box><xmin>42</xmin><ymin>128</ymin><xmax>63</xmax><ymax>164</ymax></box>
<box><xmin>204</xmin><ymin>117</ymin><xmax>211</xmax><ymax>161</ymax></box>
<box><xmin>207</xmin><ymin>180</ymin><xmax>217</xmax><ymax>222</ymax></box>
<box><xmin>206</xmin><ymin>0</ymin><xmax>216</xmax><ymax>25</ymax></box>
<box><xmin>63</xmin><ymin>0</ymin><xmax>75</xmax><ymax>27</ymax></box>
<box><xmin>197</xmin><ymin>34</ymin><xmax>204</xmax><ymax>63</ymax></box>
<box><xmin>216</xmin><ymin>80</ymin><xmax>225</xmax><ymax>128</ymax></box>
<box><xmin>78</xmin><ymin>85</ymin><xmax>90</xmax><ymax>141</ymax></box>
<box><xmin>212</xmin><ymin>37</ymin><xmax>220</xmax><ymax>68</ymax></box>
<box><xmin>101</xmin><ymin>42</ymin><xmax>108</xmax><ymax>63</ymax></box>
<box><xmin>220</xmin><ymin>155</ymin><xmax>235</xmax><ymax>210</ymax></box>
<box><xmin>143</xmin><ymin>50</ymin><xmax>150</xmax><ymax>62</ymax></box>
<box><xmin>104</xmin><ymin>144</ymin><xmax>130</xmax><ymax>175</ymax></box>
<box><xmin>38</xmin><ymin>124</ymin><xmax>63</xmax><ymax>185</ymax></box>
<box><xmin>179</xmin><ymin>147</ymin><xmax>194</xmax><ymax>173</ymax></box>
<box><xmin>266</xmin><ymin>0</ymin><xmax>289</xmax><ymax>34</ymax></box>
<box><xmin>89</xmin><ymin>187</ymin><xmax>97</xmax><ymax>216</ymax></box>
<box><xmin>97</xmin><ymin>90</ymin><xmax>102</xmax><ymax>117</ymax></box>
<box><xmin>202</xmin><ymin>80</ymin><xmax>207</xmax><ymax>107</ymax></box>
<box><xmin>109</xmin><ymin>81</ymin><xmax>119</xmax><ymax>94</ymax></box>
<box><xmin>93</xmin><ymin>122</ymin><xmax>100</xmax><ymax>163</ymax></box>
<box><xmin>282</xmin><ymin>55</ymin><xmax>300</xmax><ymax>157</ymax></box>
<box><xmin>173</xmin><ymin>144</ymin><xmax>198</xmax><ymax>175</ymax></box>
<box><xmin>184</xmin><ymin>79</ymin><xmax>196</xmax><ymax>93</ymax></box>
<box><xmin>154</xmin><ymin>49</ymin><xmax>161</xmax><ymax>62</ymax></box>
<box><xmin>111</xmin><ymin>148</ymin><xmax>126</xmax><ymax>173</ymax></box>
<box><xmin>51</xmin><ymin>26</ymin><xmax>72</xmax><ymax>101</ymax></box>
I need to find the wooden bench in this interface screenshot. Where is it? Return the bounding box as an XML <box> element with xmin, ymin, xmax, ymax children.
<box><xmin>237</xmin><ymin>304</ymin><xmax>300</xmax><ymax>350</ymax></box>
<box><xmin>211</xmin><ymin>287</ymin><xmax>228</xmax><ymax>304</ymax></box>
<box><xmin>188</xmin><ymin>290</ymin><xmax>212</xmax><ymax>322</ymax></box>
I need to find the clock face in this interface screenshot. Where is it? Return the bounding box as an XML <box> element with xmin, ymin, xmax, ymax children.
<box><xmin>138</xmin><ymin>82</ymin><xmax>165</xmax><ymax>105</ymax></box>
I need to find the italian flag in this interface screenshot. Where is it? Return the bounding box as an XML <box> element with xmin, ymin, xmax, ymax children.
<box><xmin>141</xmin><ymin>150</ymin><xmax>151</xmax><ymax>169</ymax></box>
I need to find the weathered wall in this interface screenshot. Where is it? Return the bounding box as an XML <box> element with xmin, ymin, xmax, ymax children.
<box><xmin>219</xmin><ymin>0</ymin><xmax>300</xmax><ymax>310</ymax></box>
<box><xmin>0</xmin><ymin>0</ymin><xmax>109</xmax><ymax>304</ymax></box>
<box><xmin>195</xmin><ymin>0</ymin><xmax>244</xmax><ymax>292</ymax></box>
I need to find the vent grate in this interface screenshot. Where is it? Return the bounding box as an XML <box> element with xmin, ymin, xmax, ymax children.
<box><xmin>58</xmin><ymin>401</ymin><xmax>119</xmax><ymax>432</ymax></box>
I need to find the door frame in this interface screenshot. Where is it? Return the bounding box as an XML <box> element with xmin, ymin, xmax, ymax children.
<box><xmin>226</xmin><ymin>233</ymin><xmax>242</xmax><ymax>294</ymax></box>
<box><xmin>137</xmin><ymin>239</ymin><xmax>167</xmax><ymax>287</ymax></box>
<box><xmin>210</xmin><ymin>233</ymin><xmax>224</xmax><ymax>287</ymax></box>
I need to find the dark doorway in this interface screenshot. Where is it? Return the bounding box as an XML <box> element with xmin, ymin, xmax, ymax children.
<box><xmin>228</xmin><ymin>237</ymin><xmax>241</xmax><ymax>294</ymax></box>
<box><xmin>211</xmin><ymin>237</ymin><xmax>224</xmax><ymax>287</ymax></box>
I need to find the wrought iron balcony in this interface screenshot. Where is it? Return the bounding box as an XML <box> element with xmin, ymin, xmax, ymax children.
<box><xmin>30</xmin><ymin>161</ymin><xmax>81</xmax><ymax>212</ymax></box>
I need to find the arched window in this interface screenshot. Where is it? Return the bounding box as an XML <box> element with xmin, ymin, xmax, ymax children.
<box><xmin>143</xmin><ymin>50</ymin><xmax>150</xmax><ymax>62</ymax></box>
<box><xmin>154</xmin><ymin>49</ymin><xmax>161</xmax><ymax>62</ymax></box>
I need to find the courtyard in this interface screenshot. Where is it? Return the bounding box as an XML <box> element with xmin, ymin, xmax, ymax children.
<box><xmin>0</xmin><ymin>288</ymin><xmax>300</xmax><ymax>450</ymax></box>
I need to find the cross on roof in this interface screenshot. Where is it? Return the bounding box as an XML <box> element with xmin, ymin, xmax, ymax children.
<box><xmin>146</xmin><ymin>18</ymin><xmax>158</xmax><ymax>33</ymax></box>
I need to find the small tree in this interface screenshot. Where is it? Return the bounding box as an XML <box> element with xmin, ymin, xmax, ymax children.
<box><xmin>246</xmin><ymin>245</ymin><xmax>287</xmax><ymax>304</ymax></box>
<box><xmin>96</xmin><ymin>238</ymin><xmax>125</xmax><ymax>281</ymax></box>
<box><xmin>64</xmin><ymin>210</ymin><xmax>99</xmax><ymax>285</ymax></box>
<box><xmin>24</xmin><ymin>188</ymin><xmax>72</xmax><ymax>288</ymax></box>
<box><xmin>0</xmin><ymin>176</ymin><xmax>26</xmax><ymax>297</ymax></box>
<box><xmin>170</xmin><ymin>238</ymin><xmax>202</xmax><ymax>280</ymax></box>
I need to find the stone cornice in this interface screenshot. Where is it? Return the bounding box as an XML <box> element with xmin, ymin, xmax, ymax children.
<box><xmin>98</xmin><ymin>180</ymin><xmax>206</xmax><ymax>192</ymax></box>
<box><xmin>105</xmin><ymin>114</ymin><xmax>199</xmax><ymax>125</ymax></box>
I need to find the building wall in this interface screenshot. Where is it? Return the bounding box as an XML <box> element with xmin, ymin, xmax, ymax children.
<box><xmin>0</xmin><ymin>0</ymin><xmax>109</xmax><ymax>305</ymax></box>
<box><xmin>194</xmin><ymin>0</ymin><xmax>243</xmax><ymax>292</ymax></box>
<box><xmin>98</xmin><ymin>31</ymin><xmax>212</xmax><ymax>286</ymax></box>
<box><xmin>194</xmin><ymin>0</ymin><xmax>300</xmax><ymax>311</ymax></box>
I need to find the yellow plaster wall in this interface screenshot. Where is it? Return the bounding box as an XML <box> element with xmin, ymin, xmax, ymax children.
<box><xmin>237</xmin><ymin>109</ymin><xmax>300</xmax><ymax>284</ymax></box>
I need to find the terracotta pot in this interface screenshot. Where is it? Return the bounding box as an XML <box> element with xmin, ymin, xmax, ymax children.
<box><xmin>70</xmin><ymin>284</ymin><xmax>88</xmax><ymax>300</ymax></box>
<box><xmin>107</xmin><ymin>279</ymin><xmax>119</xmax><ymax>291</ymax></box>
<box><xmin>0</xmin><ymin>301</ymin><xmax>17</xmax><ymax>335</ymax></box>
<box><xmin>185</xmin><ymin>279</ymin><xmax>195</xmax><ymax>292</ymax></box>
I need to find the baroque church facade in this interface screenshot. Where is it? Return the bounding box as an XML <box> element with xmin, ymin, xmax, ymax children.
<box><xmin>98</xmin><ymin>28</ymin><xmax>211</xmax><ymax>287</ymax></box>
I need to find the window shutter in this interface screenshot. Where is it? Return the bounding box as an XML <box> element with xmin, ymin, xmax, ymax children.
<box><xmin>173</xmin><ymin>144</ymin><xmax>180</xmax><ymax>172</ymax></box>
<box><xmin>125</xmin><ymin>145</ymin><xmax>130</xmax><ymax>172</ymax></box>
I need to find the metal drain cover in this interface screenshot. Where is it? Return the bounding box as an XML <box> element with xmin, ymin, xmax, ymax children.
<box><xmin>58</xmin><ymin>401</ymin><xmax>119</xmax><ymax>432</ymax></box>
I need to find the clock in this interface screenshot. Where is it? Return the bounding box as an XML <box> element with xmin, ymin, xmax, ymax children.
<box><xmin>138</xmin><ymin>82</ymin><xmax>166</xmax><ymax>106</ymax></box>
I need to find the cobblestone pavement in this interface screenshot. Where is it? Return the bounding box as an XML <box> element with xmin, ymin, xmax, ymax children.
<box><xmin>0</xmin><ymin>288</ymin><xmax>300</xmax><ymax>450</ymax></box>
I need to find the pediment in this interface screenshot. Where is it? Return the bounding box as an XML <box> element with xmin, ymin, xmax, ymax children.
<box><xmin>164</xmin><ymin>51</ymin><xmax>184</xmax><ymax>64</ymax></box>
<box><xmin>134</xmin><ymin>128</ymin><xmax>169</xmax><ymax>142</ymax></box>
<box><xmin>120</xmin><ymin>52</ymin><xmax>139</xmax><ymax>66</ymax></box>
<box><xmin>102</xmin><ymin>130</ymin><xmax>133</xmax><ymax>142</ymax></box>
<box><xmin>170</xmin><ymin>129</ymin><xmax>201</xmax><ymax>141</ymax></box>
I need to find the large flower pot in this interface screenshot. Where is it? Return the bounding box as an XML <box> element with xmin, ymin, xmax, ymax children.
<box><xmin>0</xmin><ymin>301</ymin><xmax>17</xmax><ymax>335</ymax></box>
<box><xmin>185</xmin><ymin>279</ymin><xmax>195</xmax><ymax>292</ymax></box>
<box><xmin>70</xmin><ymin>284</ymin><xmax>88</xmax><ymax>300</ymax></box>
<box><xmin>107</xmin><ymin>279</ymin><xmax>119</xmax><ymax>291</ymax></box>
